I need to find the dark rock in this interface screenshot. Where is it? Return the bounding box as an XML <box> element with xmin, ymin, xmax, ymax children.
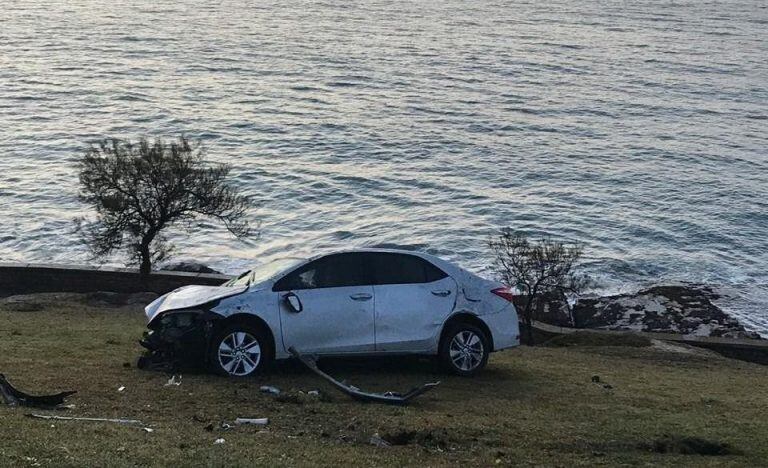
<box><xmin>573</xmin><ymin>285</ymin><xmax>761</xmax><ymax>340</ymax></box>
<box><xmin>84</xmin><ymin>291</ymin><xmax>159</xmax><ymax>307</ymax></box>
<box><xmin>513</xmin><ymin>291</ymin><xmax>573</xmax><ymax>327</ymax></box>
<box><xmin>161</xmin><ymin>262</ymin><xmax>221</xmax><ymax>275</ymax></box>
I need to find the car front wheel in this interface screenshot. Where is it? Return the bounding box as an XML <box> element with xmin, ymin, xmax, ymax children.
<box><xmin>439</xmin><ymin>324</ymin><xmax>490</xmax><ymax>376</ymax></box>
<box><xmin>209</xmin><ymin>322</ymin><xmax>271</xmax><ymax>377</ymax></box>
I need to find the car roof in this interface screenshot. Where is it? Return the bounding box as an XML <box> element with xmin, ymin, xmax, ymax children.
<box><xmin>301</xmin><ymin>248</ymin><xmax>462</xmax><ymax>274</ymax></box>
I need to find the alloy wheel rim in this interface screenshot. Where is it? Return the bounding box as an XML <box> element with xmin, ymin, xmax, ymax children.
<box><xmin>449</xmin><ymin>330</ymin><xmax>484</xmax><ymax>371</ymax></box>
<box><xmin>218</xmin><ymin>331</ymin><xmax>261</xmax><ymax>376</ymax></box>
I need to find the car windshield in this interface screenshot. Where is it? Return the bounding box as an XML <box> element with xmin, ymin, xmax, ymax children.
<box><xmin>223</xmin><ymin>258</ymin><xmax>304</xmax><ymax>287</ymax></box>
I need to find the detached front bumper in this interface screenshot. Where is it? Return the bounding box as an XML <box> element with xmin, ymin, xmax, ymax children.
<box><xmin>138</xmin><ymin>310</ymin><xmax>216</xmax><ymax>370</ymax></box>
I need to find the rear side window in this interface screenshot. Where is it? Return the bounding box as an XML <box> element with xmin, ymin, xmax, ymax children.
<box><xmin>369</xmin><ymin>253</ymin><xmax>447</xmax><ymax>285</ymax></box>
<box><xmin>273</xmin><ymin>253</ymin><xmax>368</xmax><ymax>291</ymax></box>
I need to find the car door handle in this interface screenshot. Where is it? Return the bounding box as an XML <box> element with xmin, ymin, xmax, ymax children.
<box><xmin>431</xmin><ymin>289</ymin><xmax>451</xmax><ymax>297</ymax></box>
<box><xmin>349</xmin><ymin>293</ymin><xmax>372</xmax><ymax>301</ymax></box>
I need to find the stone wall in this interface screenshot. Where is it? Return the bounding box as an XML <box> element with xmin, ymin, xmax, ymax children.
<box><xmin>0</xmin><ymin>263</ymin><xmax>231</xmax><ymax>296</ymax></box>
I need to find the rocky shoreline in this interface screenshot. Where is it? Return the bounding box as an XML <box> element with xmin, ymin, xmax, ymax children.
<box><xmin>518</xmin><ymin>285</ymin><xmax>761</xmax><ymax>340</ymax></box>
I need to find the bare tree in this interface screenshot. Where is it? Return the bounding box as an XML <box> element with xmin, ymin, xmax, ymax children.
<box><xmin>489</xmin><ymin>230</ymin><xmax>591</xmax><ymax>344</ymax></box>
<box><xmin>76</xmin><ymin>136</ymin><xmax>254</xmax><ymax>277</ymax></box>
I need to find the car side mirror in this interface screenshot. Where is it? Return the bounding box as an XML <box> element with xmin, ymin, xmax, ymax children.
<box><xmin>284</xmin><ymin>292</ymin><xmax>303</xmax><ymax>313</ymax></box>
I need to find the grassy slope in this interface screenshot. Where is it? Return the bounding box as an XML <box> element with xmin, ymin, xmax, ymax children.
<box><xmin>1</xmin><ymin>297</ymin><xmax>767</xmax><ymax>467</ymax></box>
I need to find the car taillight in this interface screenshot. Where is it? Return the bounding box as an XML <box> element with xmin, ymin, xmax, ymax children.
<box><xmin>491</xmin><ymin>287</ymin><xmax>515</xmax><ymax>302</ymax></box>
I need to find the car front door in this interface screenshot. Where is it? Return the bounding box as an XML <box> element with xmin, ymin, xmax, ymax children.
<box><xmin>369</xmin><ymin>253</ymin><xmax>458</xmax><ymax>352</ymax></box>
<box><xmin>274</xmin><ymin>253</ymin><xmax>375</xmax><ymax>354</ymax></box>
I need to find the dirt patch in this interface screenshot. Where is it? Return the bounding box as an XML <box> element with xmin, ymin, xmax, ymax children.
<box><xmin>642</xmin><ymin>435</ymin><xmax>738</xmax><ymax>456</ymax></box>
<box><xmin>379</xmin><ymin>428</ymin><xmax>453</xmax><ymax>450</ymax></box>
<box><xmin>544</xmin><ymin>331</ymin><xmax>651</xmax><ymax>348</ymax></box>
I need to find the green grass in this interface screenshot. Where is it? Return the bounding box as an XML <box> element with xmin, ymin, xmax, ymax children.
<box><xmin>1</xmin><ymin>295</ymin><xmax>767</xmax><ymax>467</ymax></box>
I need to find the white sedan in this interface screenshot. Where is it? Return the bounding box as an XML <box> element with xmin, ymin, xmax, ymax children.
<box><xmin>141</xmin><ymin>249</ymin><xmax>520</xmax><ymax>377</ymax></box>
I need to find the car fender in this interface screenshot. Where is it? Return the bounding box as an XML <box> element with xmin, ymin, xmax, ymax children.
<box><xmin>208</xmin><ymin>289</ymin><xmax>288</xmax><ymax>359</ymax></box>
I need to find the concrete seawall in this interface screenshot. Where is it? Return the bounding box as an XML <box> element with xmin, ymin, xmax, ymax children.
<box><xmin>532</xmin><ymin>320</ymin><xmax>768</xmax><ymax>365</ymax></box>
<box><xmin>0</xmin><ymin>262</ymin><xmax>231</xmax><ymax>296</ymax></box>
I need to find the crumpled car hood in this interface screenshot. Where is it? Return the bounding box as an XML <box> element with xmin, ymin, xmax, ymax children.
<box><xmin>145</xmin><ymin>285</ymin><xmax>247</xmax><ymax>323</ymax></box>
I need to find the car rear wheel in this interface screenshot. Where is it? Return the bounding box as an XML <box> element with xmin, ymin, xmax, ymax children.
<box><xmin>209</xmin><ymin>322</ymin><xmax>271</xmax><ymax>377</ymax></box>
<box><xmin>439</xmin><ymin>323</ymin><xmax>490</xmax><ymax>376</ymax></box>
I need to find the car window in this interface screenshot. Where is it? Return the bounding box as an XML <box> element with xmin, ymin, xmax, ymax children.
<box><xmin>369</xmin><ymin>253</ymin><xmax>447</xmax><ymax>285</ymax></box>
<box><xmin>224</xmin><ymin>258</ymin><xmax>304</xmax><ymax>287</ymax></box>
<box><xmin>273</xmin><ymin>253</ymin><xmax>369</xmax><ymax>291</ymax></box>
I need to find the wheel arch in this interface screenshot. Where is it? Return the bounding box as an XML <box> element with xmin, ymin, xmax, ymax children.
<box><xmin>439</xmin><ymin>312</ymin><xmax>495</xmax><ymax>352</ymax></box>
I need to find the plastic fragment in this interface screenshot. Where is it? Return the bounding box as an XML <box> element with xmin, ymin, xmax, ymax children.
<box><xmin>370</xmin><ymin>433</ymin><xmax>391</xmax><ymax>448</ymax></box>
<box><xmin>260</xmin><ymin>385</ymin><xmax>280</xmax><ymax>395</ymax></box>
<box><xmin>234</xmin><ymin>417</ymin><xmax>269</xmax><ymax>426</ymax></box>
<box><xmin>164</xmin><ymin>375</ymin><xmax>182</xmax><ymax>387</ymax></box>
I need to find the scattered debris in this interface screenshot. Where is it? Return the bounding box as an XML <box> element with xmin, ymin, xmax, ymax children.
<box><xmin>234</xmin><ymin>417</ymin><xmax>269</xmax><ymax>426</ymax></box>
<box><xmin>260</xmin><ymin>385</ymin><xmax>281</xmax><ymax>395</ymax></box>
<box><xmin>164</xmin><ymin>375</ymin><xmax>182</xmax><ymax>387</ymax></box>
<box><xmin>369</xmin><ymin>433</ymin><xmax>391</xmax><ymax>448</ymax></box>
<box><xmin>307</xmin><ymin>390</ymin><xmax>320</xmax><ymax>396</ymax></box>
<box><xmin>117</xmin><ymin>386</ymin><xmax>126</xmax><ymax>392</ymax></box>
<box><xmin>288</xmin><ymin>347</ymin><xmax>440</xmax><ymax>405</ymax></box>
<box><xmin>591</xmin><ymin>375</ymin><xmax>613</xmax><ymax>389</ymax></box>
<box><xmin>221</xmin><ymin>422</ymin><xmax>233</xmax><ymax>431</ymax></box>
<box><xmin>0</xmin><ymin>374</ymin><xmax>76</xmax><ymax>408</ymax></box>
<box><xmin>214</xmin><ymin>438</ymin><xmax>226</xmax><ymax>445</ymax></box>
<box><xmin>143</xmin><ymin>427</ymin><xmax>154</xmax><ymax>433</ymax></box>
<box><xmin>26</xmin><ymin>414</ymin><xmax>144</xmax><ymax>425</ymax></box>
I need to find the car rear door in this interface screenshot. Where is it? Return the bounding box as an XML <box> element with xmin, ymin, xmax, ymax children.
<box><xmin>369</xmin><ymin>253</ymin><xmax>458</xmax><ymax>352</ymax></box>
<box><xmin>274</xmin><ymin>253</ymin><xmax>375</xmax><ymax>354</ymax></box>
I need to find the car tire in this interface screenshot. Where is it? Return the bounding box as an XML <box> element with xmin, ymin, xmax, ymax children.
<box><xmin>439</xmin><ymin>323</ymin><xmax>490</xmax><ymax>377</ymax></box>
<box><xmin>209</xmin><ymin>322</ymin><xmax>272</xmax><ymax>377</ymax></box>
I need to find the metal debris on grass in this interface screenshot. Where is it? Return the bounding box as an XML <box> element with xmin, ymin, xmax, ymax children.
<box><xmin>26</xmin><ymin>414</ymin><xmax>144</xmax><ymax>425</ymax></box>
<box><xmin>0</xmin><ymin>373</ymin><xmax>76</xmax><ymax>409</ymax></box>
<box><xmin>288</xmin><ymin>347</ymin><xmax>440</xmax><ymax>406</ymax></box>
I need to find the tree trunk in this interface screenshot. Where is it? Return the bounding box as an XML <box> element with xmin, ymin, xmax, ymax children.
<box><xmin>522</xmin><ymin>297</ymin><xmax>535</xmax><ymax>345</ymax></box>
<box><xmin>138</xmin><ymin>242</ymin><xmax>152</xmax><ymax>279</ymax></box>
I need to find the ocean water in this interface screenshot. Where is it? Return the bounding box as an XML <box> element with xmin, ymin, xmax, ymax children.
<box><xmin>1</xmin><ymin>1</ymin><xmax>767</xmax><ymax>333</ymax></box>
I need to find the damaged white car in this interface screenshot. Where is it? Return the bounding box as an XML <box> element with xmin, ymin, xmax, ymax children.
<box><xmin>141</xmin><ymin>249</ymin><xmax>520</xmax><ymax>377</ymax></box>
